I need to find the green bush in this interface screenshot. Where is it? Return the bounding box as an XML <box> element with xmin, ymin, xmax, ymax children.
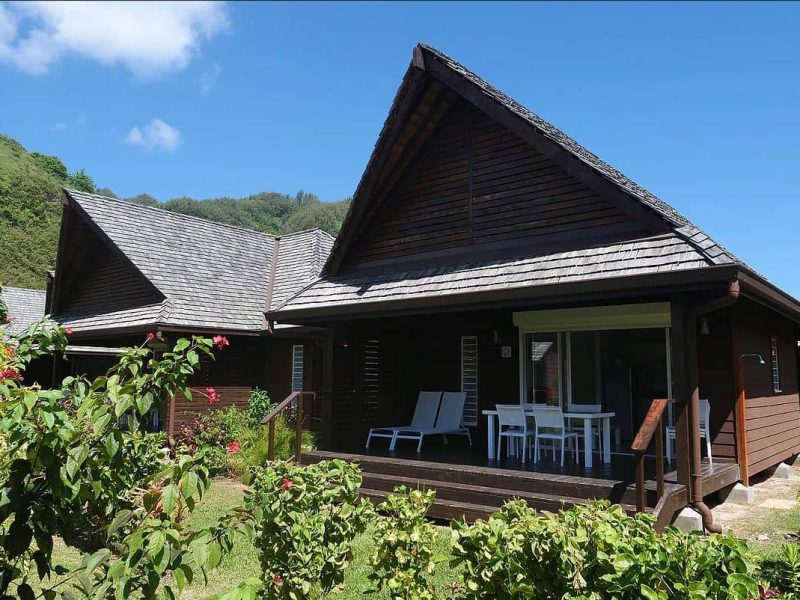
<box><xmin>451</xmin><ymin>500</ymin><xmax>759</xmax><ymax>600</ymax></box>
<box><xmin>246</xmin><ymin>459</ymin><xmax>372</xmax><ymax>598</ymax></box>
<box><xmin>370</xmin><ymin>486</ymin><xmax>439</xmax><ymax>600</ymax></box>
<box><xmin>247</xmin><ymin>387</ymin><xmax>274</xmax><ymax>426</ymax></box>
<box><xmin>761</xmin><ymin>543</ymin><xmax>800</xmax><ymax>598</ymax></box>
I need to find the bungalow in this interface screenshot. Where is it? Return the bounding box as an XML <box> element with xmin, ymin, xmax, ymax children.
<box><xmin>270</xmin><ymin>44</ymin><xmax>800</xmax><ymax>529</ymax></box>
<box><xmin>48</xmin><ymin>189</ymin><xmax>334</xmax><ymax>434</ymax></box>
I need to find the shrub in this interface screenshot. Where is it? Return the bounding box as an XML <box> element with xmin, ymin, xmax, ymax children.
<box><xmin>760</xmin><ymin>543</ymin><xmax>800</xmax><ymax>598</ymax></box>
<box><xmin>246</xmin><ymin>459</ymin><xmax>372</xmax><ymax>598</ymax></box>
<box><xmin>451</xmin><ymin>500</ymin><xmax>759</xmax><ymax>600</ymax></box>
<box><xmin>370</xmin><ymin>486</ymin><xmax>438</xmax><ymax>600</ymax></box>
<box><xmin>247</xmin><ymin>387</ymin><xmax>274</xmax><ymax>426</ymax></box>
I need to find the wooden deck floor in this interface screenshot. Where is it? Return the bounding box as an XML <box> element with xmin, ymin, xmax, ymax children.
<box><xmin>309</xmin><ymin>440</ymin><xmax>740</xmax><ymax>527</ymax></box>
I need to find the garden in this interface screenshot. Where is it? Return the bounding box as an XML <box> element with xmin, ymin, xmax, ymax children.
<box><xmin>1</xmin><ymin>292</ymin><xmax>799</xmax><ymax>599</ymax></box>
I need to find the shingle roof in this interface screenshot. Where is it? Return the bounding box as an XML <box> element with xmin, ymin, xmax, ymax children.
<box><xmin>58</xmin><ymin>190</ymin><xmax>333</xmax><ymax>334</ymax></box>
<box><xmin>1</xmin><ymin>287</ymin><xmax>46</xmax><ymax>336</ymax></box>
<box><xmin>273</xmin><ymin>44</ymin><xmax>763</xmax><ymax>318</ymax></box>
<box><xmin>275</xmin><ymin>234</ymin><xmax>720</xmax><ymax>316</ymax></box>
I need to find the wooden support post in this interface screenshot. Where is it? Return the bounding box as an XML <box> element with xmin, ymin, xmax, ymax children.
<box><xmin>656</xmin><ymin>416</ymin><xmax>665</xmax><ymax>500</ymax></box>
<box><xmin>731</xmin><ymin>312</ymin><xmax>750</xmax><ymax>485</ymax></box>
<box><xmin>671</xmin><ymin>300</ymin><xmax>692</xmax><ymax>494</ymax></box>
<box><xmin>635</xmin><ymin>454</ymin><xmax>645</xmax><ymax>513</ymax></box>
<box><xmin>321</xmin><ymin>330</ymin><xmax>334</xmax><ymax>450</ymax></box>
<box><xmin>268</xmin><ymin>419</ymin><xmax>276</xmax><ymax>461</ymax></box>
<box><xmin>295</xmin><ymin>393</ymin><xmax>304</xmax><ymax>464</ymax></box>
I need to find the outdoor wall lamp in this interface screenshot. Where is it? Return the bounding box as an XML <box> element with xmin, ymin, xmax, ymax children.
<box><xmin>738</xmin><ymin>353</ymin><xmax>765</xmax><ymax>364</ymax></box>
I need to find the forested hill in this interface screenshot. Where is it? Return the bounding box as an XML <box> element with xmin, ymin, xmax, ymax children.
<box><xmin>0</xmin><ymin>133</ymin><xmax>350</xmax><ymax>290</ymax></box>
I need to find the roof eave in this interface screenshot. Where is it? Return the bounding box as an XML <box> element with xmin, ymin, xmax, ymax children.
<box><xmin>271</xmin><ymin>265</ymin><xmax>740</xmax><ymax>323</ymax></box>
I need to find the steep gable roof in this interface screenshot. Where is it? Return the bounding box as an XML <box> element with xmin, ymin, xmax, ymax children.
<box><xmin>322</xmin><ymin>44</ymin><xmax>741</xmax><ymax>278</ymax></box>
<box><xmin>55</xmin><ymin>190</ymin><xmax>333</xmax><ymax>334</ymax></box>
<box><xmin>274</xmin><ymin>44</ymin><xmax>799</xmax><ymax>321</ymax></box>
<box><xmin>1</xmin><ymin>287</ymin><xmax>46</xmax><ymax>336</ymax></box>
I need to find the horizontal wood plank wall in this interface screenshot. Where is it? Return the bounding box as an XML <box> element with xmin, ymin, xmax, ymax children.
<box><xmin>347</xmin><ymin>98</ymin><xmax>646</xmax><ymax>269</ymax></box>
<box><xmin>59</xmin><ymin>215</ymin><xmax>161</xmax><ymax>314</ymax></box>
<box><xmin>697</xmin><ymin>312</ymin><xmax>737</xmax><ymax>460</ymax></box>
<box><xmin>167</xmin><ymin>386</ymin><xmax>251</xmax><ymax>432</ymax></box>
<box><xmin>327</xmin><ymin>311</ymin><xmax>519</xmax><ymax>451</ymax></box>
<box><xmin>736</xmin><ymin>299</ymin><xmax>800</xmax><ymax>476</ymax></box>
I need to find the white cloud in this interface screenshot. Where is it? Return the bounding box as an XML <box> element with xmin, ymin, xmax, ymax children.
<box><xmin>0</xmin><ymin>1</ymin><xmax>229</xmax><ymax>77</ymax></box>
<box><xmin>126</xmin><ymin>118</ymin><xmax>181</xmax><ymax>152</ymax></box>
<box><xmin>199</xmin><ymin>62</ymin><xmax>220</xmax><ymax>94</ymax></box>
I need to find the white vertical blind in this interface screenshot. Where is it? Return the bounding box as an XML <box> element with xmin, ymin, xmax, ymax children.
<box><xmin>461</xmin><ymin>336</ymin><xmax>479</xmax><ymax>426</ymax></box>
<box><xmin>291</xmin><ymin>344</ymin><xmax>304</xmax><ymax>392</ymax></box>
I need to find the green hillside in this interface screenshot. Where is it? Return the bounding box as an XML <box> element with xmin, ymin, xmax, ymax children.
<box><xmin>0</xmin><ymin>134</ymin><xmax>350</xmax><ymax>290</ymax></box>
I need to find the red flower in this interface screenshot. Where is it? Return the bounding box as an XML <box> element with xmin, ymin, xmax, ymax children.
<box><xmin>146</xmin><ymin>332</ymin><xmax>156</xmax><ymax>342</ymax></box>
<box><xmin>213</xmin><ymin>335</ymin><xmax>230</xmax><ymax>349</ymax></box>
<box><xmin>0</xmin><ymin>368</ymin><xmax>22</xmax><ymax>382</ymax></box>
<box><xmin>226</xmin><ymin>441</ymin><xmax>240</xmax><ymax>454</ymax></box>
<box><xmin>272</xmin><ymin>574</ymin><xmax>284</xmax><ymax>586</ymax></box>
<box><xmin>64</xmin><ymin>327</ymin><xmax>73</xmax><ymax>336</ymax></box>
<box><xmin>281</xmin><ymin>478</ymin><xmax>293</xmax><ymax>491</ymax></box>
<box><xmin>2</xmin><ymin>316</ymin><xmax>11</xmax><ymax>324</ymax></box>
<box><xmin>206</xmin><ymin>387</ymin><xmax>220</xmax><ymax>405</ymax></box>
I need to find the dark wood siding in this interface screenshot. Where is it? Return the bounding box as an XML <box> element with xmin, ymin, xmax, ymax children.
<box><xmin>56</xmin><ymin>211</ymin><xmax>161</xmax><ymax>315</ymax></box>
<box><xmin>736</xmin><ymin>299</ymin><xmax>800</xmax><ymax>476</ymax></box>
<box><xmin>697</xmin><ymin>311</ymin><xmax>737</xmax><ymax>460</ymax></box>
<box><xmin>347</xmin><ymin>98</ymin><xmax>646</xmax><ymax>269</ymax></box>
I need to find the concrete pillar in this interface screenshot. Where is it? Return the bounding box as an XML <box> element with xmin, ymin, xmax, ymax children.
<box><xmin>774</xmin><ymin>463</ymin><xmax>793</xmax><ymax>479</ymax></box>
<box><xmin>672</xmin><ymin>507</ymin><xmax>704</xmax><ymax>532</ymax></box>
<box><xmin>719</xmin><ymin>483</ymin><xmax>755</xmax><ymax>505</ymax></box>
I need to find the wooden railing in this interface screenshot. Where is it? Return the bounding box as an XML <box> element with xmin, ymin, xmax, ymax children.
<box><xmin>630</xmin><ymin>399</ymin><xmax>668</xmax><ymax>513</ymax></box>
<box><xmin>261</xmin><ymin>391</ymin><xmax>316</xmax><ymax>463</ymax></box>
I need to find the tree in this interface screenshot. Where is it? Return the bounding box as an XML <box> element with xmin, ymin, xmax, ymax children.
<box><xmin>66</xmin><ymin>169</ymin><xmax>95</xmax><ymax>193</ymax></box>
<box><xmin>126</xmin><ymin>193</ymin><xmax>160</xmax><ymax>207</ymax></box>
<box><xmin>29</xmin><ymin>153</ymin><xmax>68</xmax><ymax>181</ymax></box>
<box><xmin>94</xmin><ymin>187</ymin><xmax>119</xmax><ymax>198</ymax></box>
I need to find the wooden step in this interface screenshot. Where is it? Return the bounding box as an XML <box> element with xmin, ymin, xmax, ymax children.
<box><xmin>361</xmin><ymin>472</ymin><xmax>643</xmax><ymax>517</ymax></box>
<box><xmin>303</xmin><ymin>450</ymin><xmax>655</xmax><ymax>506</ymax></box>
<box><xmin>359</xmin><ymin>488</ymin><xmax>497</xmax><ymax>522</ymax></box>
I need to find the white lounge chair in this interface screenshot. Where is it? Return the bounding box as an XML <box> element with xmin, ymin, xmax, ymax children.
<box><xmin>666</xmin><ymin>398</ymin><xmax>712</xmax><ymax>464</ymax></box>
<box><xmin>365</xmin><ymin>391</ymin><xmax>441</xmax><ymax>450</ymax></box>
<box><xmin>391</xmin><ymin>391</ymin><xmax>472</xmax><ymax>453</ymax></box>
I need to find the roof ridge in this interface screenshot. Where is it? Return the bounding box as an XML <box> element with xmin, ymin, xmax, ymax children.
<box><xmin>277</xmin><ymin>227</ymin><xmax>336</xmax><ymax>241</ymax></box>
<box><xmin>64</xmin><ymin>189</ymin><xmax>279</xmax><ymax>240</ymax></box>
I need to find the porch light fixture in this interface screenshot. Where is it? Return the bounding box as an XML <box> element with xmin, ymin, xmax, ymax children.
<box><xmin>739</xmin><ymin>353</ymin><xmax>765</xmax><ymax>365</ymax></box>
<box><xmin>492</xmin><ymin>329</ymin><xmax>502</xmax><ymax>345</ymax></box>
<box><xmin>699</xmin><ymin>317</ymin><xmax>711</xmax><ymax>336</ymax></box>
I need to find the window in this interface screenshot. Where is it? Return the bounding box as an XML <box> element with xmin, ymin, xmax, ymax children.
<box><xmin>291</xmin><ymin>344</ymin><xmax>304</xmax><ymax>392</ymax></box>
<box><xmin>461</xmin><ymin>336</ymin><xmax>479</xmax><ymax>426</ymax></box>
<box><xmin>770</xmin><ymin>335</ymin><xmax>781</xmax><ymax>393</ymax></box>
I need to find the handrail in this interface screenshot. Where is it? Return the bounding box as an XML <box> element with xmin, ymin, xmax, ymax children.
<box><xmin>631</xmin><ymin>398</ymin><xmax>668</xmax><ymax>514</ymax></box>
<box><xmin>261</xmin><ymin>390</ymin><xmax>316</xmax><ymax>463</ymax></box>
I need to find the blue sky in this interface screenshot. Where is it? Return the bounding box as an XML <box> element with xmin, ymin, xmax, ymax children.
<box><xmin>1</xmin><ymin>2</ymin><xmax>798</xmax><ymax>296</ymax></box>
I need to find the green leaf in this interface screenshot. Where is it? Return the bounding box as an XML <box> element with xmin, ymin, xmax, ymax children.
<box><xmin>108</xmin><ymin>509</ymin><xmax>133</xmax><ymax>536</ymax></box>
<box><xmin>161</xmin><ymin>483</ymin><xmax>179</xmax><ymax>514</ymax></box>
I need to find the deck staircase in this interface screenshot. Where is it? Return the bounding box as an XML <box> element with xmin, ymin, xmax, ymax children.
<box><xmin>302</xmin><ymin>450</ymin><xmax>686</xmax><ymax>523</ymax></box>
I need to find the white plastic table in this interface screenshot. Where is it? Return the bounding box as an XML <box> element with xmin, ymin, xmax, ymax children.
<box><xmin>482</xmin><ymin>408</ymin><xmax>616</xmax><ymax>468</ymax></box>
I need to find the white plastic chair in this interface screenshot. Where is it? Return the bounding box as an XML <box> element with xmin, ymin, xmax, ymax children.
<box><xmin>532</xmin><ymin>405</ymin><xmax>579</xmax><ymax>467</ymax></box>
<box><xmin>365</xmin><ymin>391</ymin><xmax>441</xmax><ymax>450</ymax></box>
<box><xmin>666</xmin><ymin>398</ymin><xmax>712</xmax><ymax>464</ymax></box>
<box><xmin>392</xmin><ymin>391</ymin><xmax>472</xmax><ymax>453</ymax></box>
<box><xmin>496</xmin><ymin>404</ymin><xmax>536</xmax><ymax>463</ymax></box>
<box><xmin>567</xmin><ymin>403</ymin><xmax>603</xmax><ymax>456</ymax></box>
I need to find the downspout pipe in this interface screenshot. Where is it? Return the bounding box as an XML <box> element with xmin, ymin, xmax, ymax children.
<box><xmin>685</xmin><ymin>279</ymin><xmax>740</xmax><ymax>533</ymax></box>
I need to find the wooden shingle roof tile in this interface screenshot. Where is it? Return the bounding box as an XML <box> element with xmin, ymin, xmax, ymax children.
<box><xmin>59</xmin><ymin>190</ymin><xmax>332</xmax><ymax>334</ymax></box>
<box><xmin>1</xmin><ymin>287</ymin><xmax>46</xmax><ymax>336</ymax></box>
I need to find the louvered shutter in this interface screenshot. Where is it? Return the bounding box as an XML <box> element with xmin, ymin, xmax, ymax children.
<box><xmin>461</xmin><ymin>336</ymin><xmax>478</xmax><ymax>426</ymax></box>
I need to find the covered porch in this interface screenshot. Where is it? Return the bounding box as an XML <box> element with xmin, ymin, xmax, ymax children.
<box><xmin>309</xmin><ymin>296</ymin><xmax>740</xmax><ymax>525</ymax></box>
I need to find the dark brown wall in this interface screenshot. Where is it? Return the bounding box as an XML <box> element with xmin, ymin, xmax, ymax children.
<box><xmin>736</xmin><ymin>299</ymin><xmax>800</xmax><ymax>476</ymax></box>
<box><xmin>697</xmin><ymin>311</ymin><xmax>737</xmax><ymax>460</ymax></box>
<box><xmin>347</xmin><ymin>98</ymin><xmax>647</xmax><ymax>270</ymax></box>
<box><xmin>327</xmin><ymin>310</ymin><xmax>519</xmax><ymax>451</ymax></box>
<box><xmin>55</xmin><ymin>210</ymin><xmax>161</xmax><ymax>316</ymax></box>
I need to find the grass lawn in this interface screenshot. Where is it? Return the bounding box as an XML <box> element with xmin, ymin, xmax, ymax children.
<box><xmin>48</xmin><ymin>478</ymin><xmax>460</xmax><ymax>599</ymax></box>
